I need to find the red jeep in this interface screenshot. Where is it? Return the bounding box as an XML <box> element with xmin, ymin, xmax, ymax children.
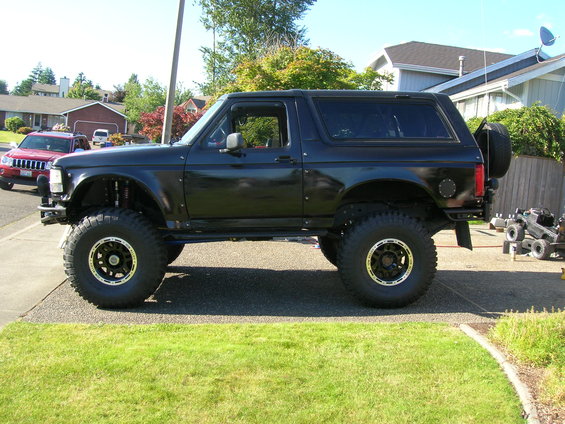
<box><xmin>0</xmin><ymin>131</ymin><xmax>90</xmax><ymax>190</ymax></box>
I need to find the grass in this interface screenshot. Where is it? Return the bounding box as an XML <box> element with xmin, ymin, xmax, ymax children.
<box><xmin>0</xmin><ymin>322</ymin><xmax>523</xmax><ymax>424</ymax></box>
<box><xmin>490</xmin><ymin>308</ymin><xmax>565</xmax><ymax>406</ymax></box>
<box><xmin>0</xmin><ymin>130</ymin><xmax>25</xmax><ymax>144</ymax></box>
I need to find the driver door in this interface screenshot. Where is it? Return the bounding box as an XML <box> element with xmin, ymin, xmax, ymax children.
<box><xmin>184</xmin><ymin>98</ymin><xmax>304</xmax><ymax>230</ymax></box>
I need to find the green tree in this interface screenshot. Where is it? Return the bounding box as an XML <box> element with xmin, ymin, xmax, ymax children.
<box><xmin>224</xmin><ymin>46</ymin><xmax>393</xmax><ymax>93</ymax></box>
<box><xmin>11</xmin><ymin>79</ymin><xmax>33</xmax><ymax>96</ymax></box>
<box><xmin>29</xmin><ymin>63</ymin><xmax>44</xmax><ymax>83</ymax></box>
<box><xmin>197</xmin><ymin>0</ymin><xmax>316</xmax><ymax>95</ymax></box>
<box><xmin>38</xmin><ymin>67</ymin><xmax>56</xmax><ymax>85</ymax></box>
<box><xmin>0</xmin><ymin>80</ymin><xmax>8</xmax><ymax>95</ymax></box>
<box><xmin>466</xmin><ymin>104</ymin><xmax>565</xmax><ymax>161</ymax></box>
<box><xmin>67</xmin><ymin>72</ymin><xmax>101</xmax><ymax>100</ymax></box>
<box><xmin>5</xmin><ymin>116</ymin><xmax>25</xmax><ymax>133</ymax></box>
<box><xmin>123</xmin><ymin>77</ymin><xmax>166</xmax><ymax>130</ymax></box>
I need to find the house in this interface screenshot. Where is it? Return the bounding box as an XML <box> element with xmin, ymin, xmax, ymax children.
<box><xmin>32</xmin><ymin>77</ymin><xmax>70</xmax><ymax>98</ymax></box>
<box><xmin>425</xmin><ymin>52</ymin><xmax>565</xmax><ymax>119</ymax></box>
<box><xmin>180</xmin><ymin>96</ymin><xmax>211</xmax><ymax>114</ymax></box>
<box><xmin>0</xmin><ymin>94</ymin><xmax>127</xmax><ymax>138</ymax></box>
<box><xmin>369</xmin><ymin>41</ymin><xmax>564</xmax><ymax>119</ymax></box>
<box><xmin>369</xmin><ymin>41</ymin><xmax>514</xmax><ymax>91</ymax></box>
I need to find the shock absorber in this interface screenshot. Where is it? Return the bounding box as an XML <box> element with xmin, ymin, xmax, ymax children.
<box><xmin>121</xmin><ymin>180</ymin><xmax>131</xmax><ymax>209</ymax></box>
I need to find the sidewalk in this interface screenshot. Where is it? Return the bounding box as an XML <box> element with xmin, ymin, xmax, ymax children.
<box><xmin>0</xmin><ymin>213</ymin><xmax>66</xmax><ymax>328</ymax></box>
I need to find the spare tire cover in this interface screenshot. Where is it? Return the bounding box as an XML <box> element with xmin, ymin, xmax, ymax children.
<box><xmin>476</xmin><ymin>122</ymin><xmax>512</xmax><ymax>178</ymax></box>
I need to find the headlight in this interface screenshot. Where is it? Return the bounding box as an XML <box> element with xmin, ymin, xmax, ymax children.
<box><xmin>45</xmin><ymin>161</ymin><xmax>53</xmax><ymax>170</ymax></box>
<box><xmin>1</xmin><ymin>155</ymin><xmax>13</xmax><ymax>166</ymax></box>
<box><xmin>49</xmin><ymin>168</ymin><xmax>64</xmax><ymax>193</ymax></box>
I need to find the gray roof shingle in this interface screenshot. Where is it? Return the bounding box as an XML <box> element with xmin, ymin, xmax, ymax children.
<box><xmin>0</xmin><ymin>94</ymin><xmax>125</xmax><ymax>115</ymax></box>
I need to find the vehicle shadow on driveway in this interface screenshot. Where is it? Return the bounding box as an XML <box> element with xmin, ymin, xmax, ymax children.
<box><xmin>23</xmin><ymin>265</ymin><xmax>564</xmax><ymax>325</ymax></box>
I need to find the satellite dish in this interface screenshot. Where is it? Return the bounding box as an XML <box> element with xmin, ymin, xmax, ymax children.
<box><xmin>540</xmin><ymin>26</ymin><xmax>556</xmax><ymax>46</ymax></box>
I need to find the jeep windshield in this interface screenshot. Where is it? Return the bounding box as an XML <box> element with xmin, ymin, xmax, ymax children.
<box><xmin>18</xmin><ymin>135</ymin><xmax>71</xmax><ymax>153</ymax></box>
<box><xmin>178</xmin><ymin>97</ymin><xmax>225</xmax><ymax>145</ymax></box>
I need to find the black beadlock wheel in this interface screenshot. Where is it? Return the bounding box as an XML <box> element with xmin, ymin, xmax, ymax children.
<box><xmin>337</xmin><ymin>213</ymin><xmax>437</xmax><ymax>308</ymax></box>
<box><xmin>318</xmin><ymin>235</ymin><xmax>339</xmax><ymax>267</ymax></box>
<box><xmin>64</xmin><ymin>208</ymin><xmax>167</xmax><ymax>308</ymax></box>
<box><xmin>506</xmin><ymin>223</ymin><xmax>525</xmax><ymax>242</ymax></box>
<box><xmin>530</xmin><ymin>239</ymin><xmax>552</xmax><ymax>260</ymax></box>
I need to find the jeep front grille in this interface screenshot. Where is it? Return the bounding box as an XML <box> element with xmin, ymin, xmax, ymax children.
<box><xmin>12</xmin><ymin>159</ymin><xmax>47</xmax><ymax>171</ymax></box>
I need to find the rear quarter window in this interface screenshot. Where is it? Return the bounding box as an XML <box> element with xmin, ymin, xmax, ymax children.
<box><xmin>315</xmin><ymin>100</ymin><xmax>453</xmax><ymax>142</ymax></box>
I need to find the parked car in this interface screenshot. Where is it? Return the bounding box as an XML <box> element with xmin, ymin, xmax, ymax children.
<box><xmin>0</xmin><ymin>131</ymin><xmax>90</xmax><ymax>190</ymax></box>
<box><xmin>92</xmin><ymin>129</ymin><xmax>110</xmax><ymax>145</ymax></box>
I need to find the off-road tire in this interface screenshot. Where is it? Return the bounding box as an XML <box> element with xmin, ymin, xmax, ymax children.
<box><xmin>318</xmin><ymin>235</ymin><xmax>339</xmax><ymax>267</ymax></box>
<box><xmin>0</xmin><ymin>181</ymin><xmax>14</xmax><ymax>191</ymax></box>
<box><xmin>530</xmin><ymin>239</ymin><xmax>552</xmax><ymax>260</ymax></box>
<box><xmin>64</xmin><ymin>208</ymin><xmax>167</xmax><ymax>308</ymax></box>
<box><xmin>337</xmin><ymin>212</ymin><xmax>437</xmax><ymax>308</ymax></box>
<box><xmin>166</xmin><ymin>244</ymin><xmax>185</xmax><ymax>264</ymax></box>
<box><xmin>506</xmin><ymin>223</ymin><xmax>525</xmax><ymax>242</ymax></box>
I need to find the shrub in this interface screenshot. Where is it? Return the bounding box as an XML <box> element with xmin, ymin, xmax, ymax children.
<box><xmin>5</xmin><ymin>116</ymin><xmax>25</xmax><ymax>133</ymax></box>
<box><xmin>108</xmin><ymin>133</ymin><xmax>125</xmax><ymax>146</ymax></box>
<box><xmin>467</xmin><ymin>104</ymin><xmax>565</xmax><ymax>161</ymax></box>
<box><xmin>16</xmin><ymin>126</ymin><xmax>33</xmax><ymax>134</ymax></box>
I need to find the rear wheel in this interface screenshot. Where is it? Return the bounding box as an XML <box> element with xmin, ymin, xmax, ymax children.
<box><xmin>64</xmin><ymin>208</ymin><xmax>167</xmax><ymax>308</ymax></box>
<box><xmin>337</xmin><ymin>213</ymin><xmax>437</xmax><ymax>308</ymax></box>
<box><xmin>530</xmin><ymin>239</ymin><xmax>552</xmax><ymax>260</ymax></box>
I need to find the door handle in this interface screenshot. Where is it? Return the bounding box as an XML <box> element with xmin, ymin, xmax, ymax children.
<box><xmin>275</xmin><ymin>155</ymin><xmax>297</xmax><ymax>164</ymax></box>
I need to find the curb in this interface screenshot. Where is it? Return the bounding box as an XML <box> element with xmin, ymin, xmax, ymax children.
<box><xmin>459</xmin><ymin>324</ymin><xmax>540</xmax><ymax>424</ymax></box>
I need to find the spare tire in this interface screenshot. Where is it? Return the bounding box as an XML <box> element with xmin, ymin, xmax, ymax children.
<box><xmin>476</xmin><ymin>122</ymin><xmax>512</xmax><ymax>178</ymax></box>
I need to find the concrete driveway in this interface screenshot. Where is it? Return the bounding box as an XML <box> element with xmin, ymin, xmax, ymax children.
<box><xmin>21</xmin><ymin>226</ymin><xmax>564</xmax><ymax>325</ymax></box>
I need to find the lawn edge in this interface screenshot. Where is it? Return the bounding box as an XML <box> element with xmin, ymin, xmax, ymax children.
<box><xmin>460</xmin><ymin>324</ymin><xmax>540</xmax><ymax>424</ymax></box>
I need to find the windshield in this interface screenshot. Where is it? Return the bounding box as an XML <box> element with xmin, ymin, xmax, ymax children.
<box><xmin>178</xmin><ymin>97</ymin><xmax>226</xmax><ymax>145</ymax></box>
<box><xmin>18</xmin><ymin>135</ymin><xmax>71</xmax><ymax>153</ymax></box>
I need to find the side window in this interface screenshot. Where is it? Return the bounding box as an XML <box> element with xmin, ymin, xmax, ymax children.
<box><xmin>316</xmin><ymin>100</ymin><xmax>452</xmax><ymax>141</ymax></box>
<box><xmin>202</xmin><ymin>102</ymin><xmax>288</xmax><ymax>149</ymax></box>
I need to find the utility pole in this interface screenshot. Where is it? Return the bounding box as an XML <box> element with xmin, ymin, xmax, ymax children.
<box><xmin>161</xmin><ymin>0</ymin><xmax>185</xmax><ymax>144</ymax></box>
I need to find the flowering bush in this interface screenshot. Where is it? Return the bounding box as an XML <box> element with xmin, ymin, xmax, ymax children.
<box><xmin>16</xmin><ymin>126</ymin><xmax>33</xmax><ymax>134</ymax></box>
<box><xmin>52</xmin><ymin>123</ymin><xmax>71</xmax><ymax>132</ymax></box>
<box><xmin>108</xmin><ymin>133</ymin><xmax>125</xmax><ymax>146</ymax></box>
<box><xmin>139</xmin><ymin>106</ymin><xmax>202</xmax><ymax>142</ymax></box>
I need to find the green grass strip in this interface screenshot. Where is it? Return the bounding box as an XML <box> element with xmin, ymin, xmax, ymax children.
<box><xmin>490</xmin><ymin>309</ymin><xmax>564</xmax><ymax>406</ymax></box>
<box><xmin>0</xmin><ymin>130</ymin><xmax>25</xmax><ymax>144</ymax></box>
<box><xmin>0</xmin><ymin>322</ymin><xmax>523</xmax><ymax>424</ymax></box>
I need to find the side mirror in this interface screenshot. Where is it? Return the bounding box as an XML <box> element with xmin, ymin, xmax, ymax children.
<box><xmin>9</xmin><ymin>142</ymin><xmax>18</xmax><ymax>149</ymax></box>
<box><xmin>220</xmin><ymin>133</ymin><xmax>244</xmax><ymax>153</ymax></box>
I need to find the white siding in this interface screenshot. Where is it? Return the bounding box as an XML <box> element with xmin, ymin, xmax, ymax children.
<box><xmin>527</xmin><ymin>78</ymin><xmax>565</xmax><ymax>115</ymax></box>
<box><xmin>397</xmin><ymin>70</ymin><xmax>453</xmax><ymax>91</ymax></box>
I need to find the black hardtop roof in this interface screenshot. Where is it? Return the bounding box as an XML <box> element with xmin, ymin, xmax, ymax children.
<box><xmin>224</xmin><ymin>90</ymin><xmax>446</xmax><ymax>101</ymax></box>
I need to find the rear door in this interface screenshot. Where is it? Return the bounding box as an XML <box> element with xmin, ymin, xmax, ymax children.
<box><xmin>184</xmin><ymin>98</ymin><xmax>303</xmax><ymax>229</ymax></box>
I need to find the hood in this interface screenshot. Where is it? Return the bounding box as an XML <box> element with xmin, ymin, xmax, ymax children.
<box><xmin>53</xmin><ymin>143</ymin><xmax>189</xmax><ymax>169</ymax></box>
<box><xmin>6</xmin><ymin>148</ymin><xmax>66</xmax><ymax>162</ymax></box>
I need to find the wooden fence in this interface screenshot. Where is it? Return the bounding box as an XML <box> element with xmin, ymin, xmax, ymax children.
<box><xmin>492</xmin><ymin>155</ymin><xmax>565</xmax><ymax>218</ymax></box>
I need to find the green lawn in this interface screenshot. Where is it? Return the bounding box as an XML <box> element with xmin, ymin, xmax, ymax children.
<box><xmin>490</xmin><ymin>309</ymin><xmax>564</xmax><ymax>406</ymax></box>
<box><xmin>0</xmin><ymin>322</ymin><xmax>523</xmax><ymax>424</ymax></box>
<box><xmin>0</xmin><ymin>130</ymin><xmax>25</xmax><ymax>144</ymax></box>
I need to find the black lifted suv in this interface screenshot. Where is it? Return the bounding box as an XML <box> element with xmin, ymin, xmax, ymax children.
<box><xmin>38</xmin><ymin>90</ymin><xmax>511</xmax><ymax>308</ymax></box>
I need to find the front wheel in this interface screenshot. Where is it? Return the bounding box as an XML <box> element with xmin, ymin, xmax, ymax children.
<box><xmin>64</xmin><ymin>208</ymin><xmax>167</xmax><ymax>308</ymax></box>
<box><xmin>0</xmin><ymin>181</ymin><xmax>14</xmax><ymax>191</ymax></box>
<box><xmin>337</xmin><ymin>213</ymin><xmax>437</xmax><ymax>308</ymax></box>
<box><xmin>530</xmin><ymin>239</ymin><xmax>552</xmax><ymax>260</ymax></box>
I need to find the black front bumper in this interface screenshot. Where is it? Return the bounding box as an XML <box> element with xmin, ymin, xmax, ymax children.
<box><xmin>38</xmin><ymin>203</ymin><xmax>68</xmax><ymax>225</ymax></box>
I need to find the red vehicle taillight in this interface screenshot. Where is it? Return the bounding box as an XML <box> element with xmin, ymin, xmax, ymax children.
<box><xmin>475</xmin><ymin>164</ymin><xmax>485</xmax><ymax>197</ymax></box>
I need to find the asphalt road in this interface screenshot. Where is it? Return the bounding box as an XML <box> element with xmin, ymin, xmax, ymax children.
<box><xmin>22</xmin><ymin>228</ymin><xmax>565</xmax><ymax>325</ymax></box>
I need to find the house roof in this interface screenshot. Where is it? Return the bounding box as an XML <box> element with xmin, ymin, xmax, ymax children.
<box><xmin>371</xmin><ymin>41</ymin><xmax>514</xmax><ymax>75</ymax></box>
<box><xmin>31</xmin><ymin>83</ymin><xmax>59</xmax><ymax>94</ymax></box>
<box><xmin>488</xmin><ymin>53</ymin><xmax>565</xmax><ymax>85</ymax></box>
<box><xmin>0</xmin><ymin>94</ymin><xmax>125</xmax><ymax>116</ymax></box>
<box><xmin>180</xmin><ymin>96</ymin><xmax>211</xmax><ymax>110</ymax></box>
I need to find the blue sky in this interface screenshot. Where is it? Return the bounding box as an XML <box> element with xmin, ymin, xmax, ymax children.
<box><xmin>1</xmin><ymin>0</ymin><xmax>563</xmax><ymax>94</ymax></box>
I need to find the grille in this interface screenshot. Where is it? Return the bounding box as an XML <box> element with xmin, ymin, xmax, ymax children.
<box><xmin>13</xmin><ymin>159</ymin><xmax>47</xmax><ymax>171</ymax></box>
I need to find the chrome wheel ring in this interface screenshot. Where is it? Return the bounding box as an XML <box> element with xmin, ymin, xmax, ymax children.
<box><xmin>88</xmin><ymin>237</ymin><xmax>138</xmax><ymax>286</ymax></box>
<box><xmin>365</xmin><ymin>238</ymin><xmax>413</xmax><ymax>286</ymax></box>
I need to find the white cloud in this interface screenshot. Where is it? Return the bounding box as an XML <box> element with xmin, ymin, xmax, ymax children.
<box><xmin>511</xmin><ymin>29</ymin><xmax>534</xmax><ymax>37</ymax></box>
